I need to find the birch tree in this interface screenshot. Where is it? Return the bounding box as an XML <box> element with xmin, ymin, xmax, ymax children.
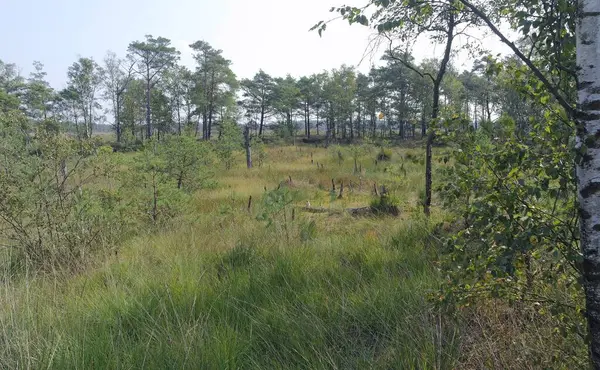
<box><xmin>66</xmin><ymin>57</ymin><xmax>104</xmax><ymax>138</ymax></box>
<box><xmin>103</xmin><ymin>51</ymin><xmax>134</xmax><ymax>143</ymax></box>
<box><xmin>576</xmin><ymin>2</ymin><xmax>600</xmax><ymax>365</ymax></box>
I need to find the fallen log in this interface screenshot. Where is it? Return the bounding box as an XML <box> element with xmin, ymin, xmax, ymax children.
<box><xmin>299</xmin><ymin>207</ymin><xmax>342</xmax><ymax>215</ymax></box>
<box><xmin>346</xmin><ymin>207</ymin><xmax>373</xmax><ymax>216</ymax></box>
<box><xmin>298</xmin><ymin>205</ymin><xmax>399</xmax><ymax>217</ymax></box>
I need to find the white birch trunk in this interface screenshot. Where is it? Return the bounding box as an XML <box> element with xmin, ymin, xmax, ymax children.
<box><xmin>577</xmin><ymin>2</ymin><xmax>600</xmax><ymax>366</ymax></box>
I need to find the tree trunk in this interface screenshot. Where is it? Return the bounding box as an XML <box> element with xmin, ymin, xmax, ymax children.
<box><xmin>330</xmin><ymin>105</ymin><xmax>336</xmax><ymax>140</ymax></box>
<box><xmin>371</xmin><ymin>112</ymin><xmax>376</xmax><ymax>137</ymax></box>
<box><xmin>244</xmin><ymin>125</ymin><xmax>253</xmax><ymax>169</ymax></box>
<box><xmin>421</xmin><ymin>103</ymin><xmax>427</xmax><ymax>138</ymax></box>
<box><xmin>577</xmin><ymin>4</ymin><xmax>600</xmax><ymax>366</ymax></box>
<box><xmin>307</xmin><ymin>103</ymin><xmax>311</xmax><ymax>138</ymax></box>
<box><xmin>357</xmin><ymin>104</ymin><xmax>362</xmax><ymax>138</ymax></box>
<box><xmin>177</xmin><ymin>101</ymin><xmax>182</xmax><ymax>135</ymax></box>
<box><xmin>485</xmin><ymin>88</ymin><xmax>491</xmax><ymax>122</ymax></box>
<box><xmin>259</xmin><ymin>105</ymin><xmax>265</xmax><ymax>136</ymax></box>
<box><xmin>207</xmin><ymin>72</ymin><xmax>216</xmax><ymax>139</ymax></box>
<box><xmin>399</xmin><ymin>89</ymin><xmax>406</xmax><ymax>138</ymax></box>
<box><xmin>425</xmin><ymin>12</ymin><xmax>455</xmax><ymax>217</ymax></box>
<box><xmin>316</xmin><ymin>108</ymin><xmax>320</xmax><ymax>136</ymax></box>
<box><xmin>177</xmin><ymin>172</ymin><xmax>183</xmax><ymax>189</ymax></box>
<box><xmin>116</xmin><ymin>97</ymin><xmax>122</xmax><ymax>143</ymax></box>
<box><xmin>201</xmin><ymin>113</ymin><xmax>207</xmax><ymax>139</ymax></box>
<box><xmin>89</xmin><ymin>101</ymin><xmax>94</xmax><ymax>138</ymax></box>
<box><xmin>208</xmin><ymin>103</ymin><xmax>214</xmax><ymax>139</ymax></box>
<box><xmin>146</xmin><ymin>70</ymin><xmax>152</xmax><ymax>139</ymax></box>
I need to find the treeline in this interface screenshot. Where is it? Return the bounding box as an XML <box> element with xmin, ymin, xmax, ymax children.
<box><xmin>1</xmin><ymin>35</ymin><xmax>531</xmax><ymax>145</ymax></box>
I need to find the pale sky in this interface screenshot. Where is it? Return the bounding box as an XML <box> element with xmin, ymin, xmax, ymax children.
<box><xmin>1</xmin><ymin>0</ymin><xmax>511</xmax><ymax>89</ymax></box>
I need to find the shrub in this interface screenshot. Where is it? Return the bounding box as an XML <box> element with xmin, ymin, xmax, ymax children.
<box><xmin>370</xmin><ymin>193</ymin><xmax>400</xmax><ymax>216</ymax></box>
<box><xmin>216</xmin><ymin>120</ymin><xmax>243</xmax><ymax>170</ymax></box>
<box><xmin>0</xmin><ymin>111</ymin><xmax>131</xmax><ymax>270</ymax></box>
<box><xmin>159</xmin><ymin>135</ymin><xmax>216</xmax><ymax>191</ymax></box>
<box><xmin>328</xmin><ymin>145</ymin><xmax>345</xmax><ymax>166</ymax></box>
<box><xmin>377</xmin><ymin>148</ymin><xmax>393</xmax><ymax>161</ymax></box>
<box><xmin>121</xmin><ymin>142</ymin><xmax>191</xmax><ymax>226</ymax></box>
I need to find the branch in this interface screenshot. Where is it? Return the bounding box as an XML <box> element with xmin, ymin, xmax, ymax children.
<box><xmin>383</xmin><ymin>34</ymin><xmax>436</xmax><ymax>83</ymax></box>
<box><xmin>458</xmin><ymin>0</ymin><xmax>575</xmax><ymax>117</ymax></box>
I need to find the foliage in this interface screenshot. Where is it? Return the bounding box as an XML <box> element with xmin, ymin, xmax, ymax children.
<box><xmin>159</xmin><ymin>135</ymin><xmax>216</xmax><ymax>191</ymax></box>
<box><xmin>240</xmin><ymin>70</ymin><xmax>276</xmax><ymax>136</ymax></box>
<box><xmin>299</xmin><ymin>219</ymin><xmax>318</xmax><ymax>242</ymax></box>
<box><xmin>274</xmin><ymin>120</ymin><xmax>295</xmax><ymax>139</ymax></box>
<box><xmin>122</xmin><ymin>141</ymin><xmax>190</xmax><ymax>225</ymax></box>
<box><xmin>216</xmin><ymin>119</ymin><xmax>242</xmax><ymax>169</ymax></box>
<box><xmin>256</xmin><ymin>186</ymin><xmax>298</xmax><ymax>238</ymax></box>
<box><xmin>370</xmin><ymin>193</ymin><xmax>400</xmax><ymax>215</ymax></box>
<box><xmin>190</xmin><ymin>40</ymin><xmax>238</xmax><ymax>140</ymax></box>
<box><xmin>437</xmin><ymin>102</ymin><xmax>584</xmax><ymax>366</ymax></box>
<box><xmin>377</xmin><ymin>148</ymin><xmax>393</xmax><ymax>161</ymax></box>
<box><xmin>128</xmin><ymin>35</ymin><xmax>180</xmax><ymax>138</ymax></box>
<box><xmin>66</xmin><ymin>57</ymin><xmax>104</xmax><ymax>139</ymax></box>
<box><xmin>252</xmin><ymin>135</ymin><xmax>267</xmax><ymax>167</ymax></box>
<box><xmin>347</xmin><ymin>144</ymin><xmax>370</xmax><ymax>172</ymax></box>
<box><xmin>328</xmin><ymin>145</ymin><xmax>345</xmax><ymax>166</ymax></box>
<box><xmin>0</xmin><ymin>111</ymin><xmax>127</xmax><ymax>270</ymax></box>
<box><xmin>0</xmin><ymin>0</ymin><xmax>590</xmax><ymax>365</ymax></box>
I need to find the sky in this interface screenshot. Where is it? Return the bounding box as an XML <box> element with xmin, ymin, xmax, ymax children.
<box><xmin>1</xmin><ymin>0</ymin><xmax>511</xmax><ymax>89</ymax></box>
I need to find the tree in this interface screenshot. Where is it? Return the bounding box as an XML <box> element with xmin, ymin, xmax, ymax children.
<box><xmin>66</xmin><ymin>57</ymin><xmax>104</xmax><ymax>138</ymax></box>
<box><xmin>0</xmin><ymin>59</ymin><xmax>24</xmax><ymax>112</ymax></box>
<box><xmin>576</xmin><ymin>1</ymin><xmax>600</xmax><ymax>365</ymax></box>
<box><xmin>297</xmin><ymin>75</ymin><xmax>319</xmax><ymax>138</ymax></box>
<box><xmin>240</xmin><ymin>70</ymin><xmax>276</xmax><ymax>136</ymax></box>
<box><xmin>162</xmin><ymin>65</ymin><xmax>191</xmax><ymax>135</ymax></box>
<box><xmin>469</xmin><ymin>57</ymin><xmax>496</xmax><ymax>122</ymax></box>
<box><xmin>244</xmin><ymin>124</ymin><xmax>253</xmax><ymax>169</ymax></box>
<box><xmin>312</xmin><ymin>72</ymin><xmax>329</xmax><ymax>136</ymax></box>
<box><xmin>355</xmin><ymin>72</ymin><xmax>372</xmax><ymax>138</ymax></box>
<box><xmin>273</xmin><ymin>75</ymin><xmax>301</xmax><ymax>138</ymax></box>
<box><xmin>57</xmin><ymin>87</ymin><xmax>82</xmax><ymax>137</ymax></box>
<box><xmin>387</xmin><ymin>13</ymin><xmax>456</xmax><ymax>216</ymax></box>
<box><xmin>216</xmin><ymin>119</ymin><xmax>242</xmax><ymax>170</ymax></box>
<box><xmin>103</xmin><ymin>51</ymin><xmax>134</xmax><ymax>142</ymax></box>
<box><xmin>0</xmin><ymin>109</ymin><xmax>127</xmax><ymax>269</ymax></box>
<box><xmin>189</xmin><ymin>40</ymin><xmax>237</xmax><ymax>139</ymax></box>
<box><xmin>128</xmin><ymin>35</ymin><xmax>180</xmax><ymax>139</ymax></box>
<box><xmin>378</xmin><ymin>49</ymin><xmax>415</xmax><ymax>138</ymax></box>
<box><xmin>150</xmin><ymin>88</ymin><xmax>174</xmax><ymax>138</ymax></box>
<box><xmin>0</xmin><ymin>59</ymin><xmax>23</xmax><ymax>94</ymax></box>
<box><xmin>23</xmin><ymin>61</ymin><xmax>55</xmax><ymax>122</ymax></box>
<box><xmin>159</xmin><ymin>135</ymin><xmax>215</xmax><ymax>190</ymax></box>
<box><xmin>316</xmin><ymin>0</ymin><xmax>477</xmax><ymax>216</ymax></box>
<box><xmin>321</xmin><ymin>66</ymin><xmax>356</xmax><ymax>141</ymax></box>
<box><xmin>121</xmin><ymin>79</ymin><xmax>146</xmax><ymax>142</ymax></box>
<box><xmin>438</xmin><ymin>0</ymin><xmax>589</xmax><ymax>363</ymax></box>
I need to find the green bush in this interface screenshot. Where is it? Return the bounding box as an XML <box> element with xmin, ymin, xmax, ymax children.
<box><xmin>377</xmin><ymin>148</ymin><xmax>393</xmax><ymax>161</ymax></box>
<box><xmin>370</xmin><ymin>193</ymin><xmax>400</xmax><ymax>216</ymax></box>
<box><xmin>0</xmin><ymin>111</ymin><xmax>132</xmax><ymax>270</ymax></box>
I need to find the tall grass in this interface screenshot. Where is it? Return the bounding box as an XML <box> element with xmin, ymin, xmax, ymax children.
<box><xmin>0</xmin><ymin>144</ymin><xmax>458</xmax><ymax>369</ymax></box>
<box><xmin>1</xmin><ymin>220</ymin><xmax>454</xmax><ymax>369</ymax></box>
